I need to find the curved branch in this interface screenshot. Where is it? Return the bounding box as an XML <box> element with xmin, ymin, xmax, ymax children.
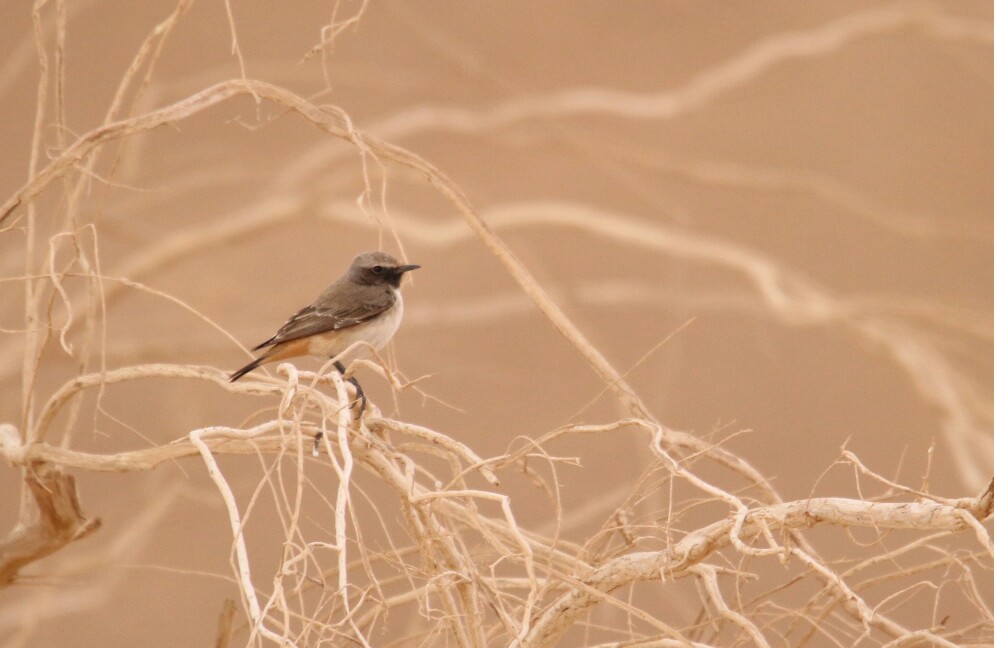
<box><xmin>523</xmin><ymin>485</ymin><xmax>994</xmax><ymax>647</ymax></box>
<box><xmin>0</xmin><ymin>78</ymin><xmax>649</xmax><ymax>422</ymax></box>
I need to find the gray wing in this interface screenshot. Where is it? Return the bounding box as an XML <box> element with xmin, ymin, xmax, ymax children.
<box><xmin>252</xmin><ymin>285</ymin><xmax>395</xmax><ymax>351</ymax></box>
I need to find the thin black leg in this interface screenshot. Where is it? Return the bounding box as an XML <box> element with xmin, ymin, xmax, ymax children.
<box><xmin>313</xmin><ymin>361</ymin><xmax>368</xmax><ymax>455</ymax></box>
<box><xmin>334</xmin><ymin>361</ymin><xmax>367</xmax><ymax>416</ymax></box>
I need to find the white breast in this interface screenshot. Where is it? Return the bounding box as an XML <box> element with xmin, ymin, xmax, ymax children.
<box><xmin>357</xmin><ymin>290</ymin><xmax>404</xmax><ymax>350</ymax></box>
<box><xmin>306</xmin><ymin>289</ymin><xmax>404</xmax><ymax>362</ymax></box>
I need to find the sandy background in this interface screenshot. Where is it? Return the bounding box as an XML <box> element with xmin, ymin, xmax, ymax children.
<box><xmin>2</xmin><ymin>1</ymin><xmax>994</xmax><ymax>646</ymax></box>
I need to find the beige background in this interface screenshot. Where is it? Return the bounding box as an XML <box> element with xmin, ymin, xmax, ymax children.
<box><xmin>2</xmin><ymin>1</ymin><xmax>994</xmax><ymax>646</ymax></box>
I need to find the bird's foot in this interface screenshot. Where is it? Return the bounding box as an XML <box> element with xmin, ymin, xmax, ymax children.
<box><xmin>350</xmin><ymin>380</ymin><xmax>368</xmax><ymax>417</ymax></box>
<box><xmin>340</xmin><ymin>373</ymin><xmax>368</xmax><ymax>416</ymax></box>
<box><xmin>334</xmin><ymin>360</ymin><xmax>367</xmax><ymax>418</ymax></box>
<box><xmin>312</xmin><ymin>362</ymin><xmax>369</xmax><ymax>456</ymax></box>
<box><xmin>312</xmin><ymin>383</ymin><xmax>366</xmax><ymax>455</ymax></box>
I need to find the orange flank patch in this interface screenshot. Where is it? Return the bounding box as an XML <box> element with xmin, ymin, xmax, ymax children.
<box><xmin>262</xmin><ymin>337</ymin><xmax>313</xmax><ymax>364</ymax></box>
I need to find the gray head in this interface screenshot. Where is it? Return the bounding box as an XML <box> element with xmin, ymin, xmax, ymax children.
<box><xmin>347</xmin><ymin>251</ymin><xmax>420</xmax><ymax>288</ymax></box>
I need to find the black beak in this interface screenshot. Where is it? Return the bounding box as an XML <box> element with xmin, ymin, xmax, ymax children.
<box><xmin>397</xmin><ymin>264</ymin><xmax>421</xmax><ymax>274</ymax></box>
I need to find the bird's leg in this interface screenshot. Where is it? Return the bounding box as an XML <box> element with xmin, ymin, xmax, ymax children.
<box><xmin>312</xmin><ymin>361</ymin><xmax>368</xmax><ymax>455</ymax></box>
<box><xmin>335</xmin><ymin>360</ymin><xmax>367</xmax><ymax>416</ymax></box>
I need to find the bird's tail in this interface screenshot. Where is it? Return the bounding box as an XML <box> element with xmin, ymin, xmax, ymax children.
<box><xmin>229</xmin><ymin>356</ymin><xmax>265</xmax><ymax>382</ymax></box>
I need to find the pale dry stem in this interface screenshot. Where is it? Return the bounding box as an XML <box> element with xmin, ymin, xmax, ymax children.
<box><xmin>5</xmin><ymin>4</ymin><xmax>994</xmax><ymax>647</ymax></box>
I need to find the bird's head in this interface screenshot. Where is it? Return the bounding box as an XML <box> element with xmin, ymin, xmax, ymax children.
<box><xmin>348</xmin><ymin>251</ymin><xmax>420</xmax><ymax>288</ymax></box>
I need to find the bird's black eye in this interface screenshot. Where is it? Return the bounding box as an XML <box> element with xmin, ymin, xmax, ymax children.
<box><xmin>372</xmin><ymin>265</ymin><xmax>384</xmax><ymax>274</ymax></box>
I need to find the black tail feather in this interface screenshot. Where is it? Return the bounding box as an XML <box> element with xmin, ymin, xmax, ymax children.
<box><xmin>251</xmin><ymin>337</ymin><xmax>276</xmax><ymax>352</ymax></box>
<box><xmin>230</xmin><ymin>357</ymin><xmax>264</xmax><ymax>382</ymax></box>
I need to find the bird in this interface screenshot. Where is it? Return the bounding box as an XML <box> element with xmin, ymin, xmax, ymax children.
<box><xmin>229</xmin><ymin>251</ymin><xmax>420</xmax><ymax>413</ymax></box>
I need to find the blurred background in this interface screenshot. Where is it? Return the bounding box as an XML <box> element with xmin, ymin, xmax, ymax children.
<box><xmin>2</xmin><ymin>1</ymin><xmax>994</xmax><ymax>646</ymax></box>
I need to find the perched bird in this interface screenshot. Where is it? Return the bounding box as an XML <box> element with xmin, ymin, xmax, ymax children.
<box><xmin>230</xmin><ymin>251</ymin><xmax>420</xmax><ymax>411</ymax></box>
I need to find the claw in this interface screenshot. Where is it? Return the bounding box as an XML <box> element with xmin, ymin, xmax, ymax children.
<box><xmin>335</xmin><ymin>361</ymin><xmax>367</xmax><ymax>418</ymax></box>
<box><xmin>313</xmin><ymin>361</ymin><xmax>366</xmax><ymax>456</ymax></box>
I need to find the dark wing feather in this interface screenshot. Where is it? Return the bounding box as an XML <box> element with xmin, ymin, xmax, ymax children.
<box><xmin>252</xmin><ymin>288</ymin><xmax>395</xmax><ymax>351</ymax></box>
<box><xmin>251</xmin><ymin>304</ymin><xmax>314</xmax><ymax>350</ymax></box>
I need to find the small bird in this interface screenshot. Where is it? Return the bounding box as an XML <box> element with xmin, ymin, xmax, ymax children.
<box><xmin>230</xmin><ymin>251</ymin><xmax>420</xmax><ymax>411</ymax></box>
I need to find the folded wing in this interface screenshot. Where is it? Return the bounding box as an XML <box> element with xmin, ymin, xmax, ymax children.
<box><xmin>252</xmin><ymin>289</ymin><xmax>396</xmax><ymax>351</ymax></box>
